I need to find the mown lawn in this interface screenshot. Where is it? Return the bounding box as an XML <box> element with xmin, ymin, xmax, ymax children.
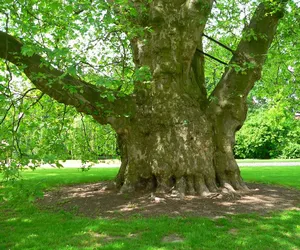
<box><xmin>237</xmin><ymin>159</ymin><xmax>300</xmax><ymax>163</ymax></box>
<box><xmin>241</xmin><ymin>166</ymin><xmax>300</xmax><ymax>189</ymax></box>
<box><xmin>0</xmin><ymin>167</ymin><xmax>299</xmax><ymax>250</ymax></box>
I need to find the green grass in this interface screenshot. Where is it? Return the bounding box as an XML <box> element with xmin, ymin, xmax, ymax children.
<box><xmin>242</xmin><ymin>166</ymin><xmax>300</xmax><ymax>189</ymax></box>
<box><xmin>15</xmin><ymin>168</ymin><xmax>118</xmax><ymax>188</ymax></box>
<box><xmin>237</xmin><ymin>158</ymin><xmax>300</xmax><ymax>163</ymax></box>
<box><xmin>0</xmin><ymin>167</ymin><xmax>299</xmax><ymax>250</ymax></box>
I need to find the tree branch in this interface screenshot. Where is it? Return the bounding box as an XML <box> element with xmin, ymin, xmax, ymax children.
<box><xmin>206</xmin><ymin>1</ymin><xmax>287</xmax><ymax>183</ymax></box>
<box><xmin>0</xmin><ymin>31</ymin><xmax>135</xmax><ymax>126</ymax></box>
<box><xmin>207</xmin><ymin>1</ymin><xmax>288</xmax><ymax>175</ymax></box>
<box><xmin>209</xmin><ymin>1</ymin><xmax>287</xmax><ymax>116</ymax></box>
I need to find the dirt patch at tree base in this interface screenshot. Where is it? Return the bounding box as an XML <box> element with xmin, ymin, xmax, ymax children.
<box><xmin>37</xmin><ymin>182</ymin><xmax>300</xmax><ymax>219</ymax></box>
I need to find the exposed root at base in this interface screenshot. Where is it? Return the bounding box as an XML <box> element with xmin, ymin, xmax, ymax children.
<box><xmin>117</xmin><ymin>178</ymin><xmax>249</xmax><ymax>199</ymax></box>
<box><xmin>38</xmin><ymin>181</ymin><xmax>300</xmax><ymax>219</ymax></box>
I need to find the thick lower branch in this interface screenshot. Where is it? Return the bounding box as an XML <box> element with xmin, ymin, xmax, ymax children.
<box><xmin>0</xmin><ymin>31</ymin><xmax>135</xmax><ymax>125</ymax></box>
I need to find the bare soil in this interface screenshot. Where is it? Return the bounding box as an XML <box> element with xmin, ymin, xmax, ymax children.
<box><xmin>38</xmin><ymin>182</ymin><xmax>300</xmax><ymax>219</ymax></box>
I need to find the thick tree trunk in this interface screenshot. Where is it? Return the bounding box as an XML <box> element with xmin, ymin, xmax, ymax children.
<box><xmin>115</xmin><ymin>89</ymin><xmax>246</xmax><ymax>195</ymax></box>
<box><xmin>113</xmin><ymin>0</ymin><xmax>286</xmax><ymax>196</ymax></box>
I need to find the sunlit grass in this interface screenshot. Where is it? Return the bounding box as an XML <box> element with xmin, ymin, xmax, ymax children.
<box><xmin>237</xmin><ymin>158</ymin><xmax>300</xmax><ymax>163</ymax></box>
<box><xmin>0</xmin><ymin>167</ymin><xmax>299</xmax><ymax>250</ymax></box>
<box><xmin>20</xmin><ymin>167</ymin><xmax>118</xmax><ymax>187</ymax></box>
<box><xmin>241</xmin><ymin>166</ymin><xmax>300</xmax><ymax>189</ymax></box>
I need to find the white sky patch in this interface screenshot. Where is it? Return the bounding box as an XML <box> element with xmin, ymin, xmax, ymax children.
<box><xmin>288</xmin><ymin>66</ymin><xmax>295</xmax><ymax>73</ymax></box>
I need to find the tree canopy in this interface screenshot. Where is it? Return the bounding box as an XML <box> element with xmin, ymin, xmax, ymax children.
<box><xmin>0</xmin><ymin>0</ymin><xmax>299</xmax><ymax>193</ymax></box>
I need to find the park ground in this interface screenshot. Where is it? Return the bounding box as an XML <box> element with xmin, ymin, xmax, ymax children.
<box><xmin>36</xmin><ymin>158</ymin><xmax>300</xmax><ymax>168</ymax></box>
<box><xmin>0</xmin><ymin>163</ymin><xmax>300</xmax><ymax>249</ymax></box>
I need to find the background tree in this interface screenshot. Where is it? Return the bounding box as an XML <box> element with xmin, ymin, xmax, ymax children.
<box><xmin>0</xmin><ymin>0</ymin><xmax>293</xmax><ymax>195</ymax></box>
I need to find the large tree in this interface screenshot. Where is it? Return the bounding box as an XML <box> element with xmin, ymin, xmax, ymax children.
<box><xmin>0</xmin><ymin>0</ymin><xmax>289</xmax><ymax>195</ymax></box>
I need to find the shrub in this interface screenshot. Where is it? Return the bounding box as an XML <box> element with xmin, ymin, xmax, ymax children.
<box><xmin>235</xmin><ymin>108</ymin><xmax>299</xmax><ymax>159</ymax></box>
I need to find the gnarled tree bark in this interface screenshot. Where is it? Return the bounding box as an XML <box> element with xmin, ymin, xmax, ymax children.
<box><xmin>0</xmin><ymin>0</ymin><xmax>287</xmax><ymax>196</ymax></box>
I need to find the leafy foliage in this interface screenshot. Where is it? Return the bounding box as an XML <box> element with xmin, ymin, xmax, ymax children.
<box><xmin>235</xmin><ymin>107</ymin><xmax>300</xmax><ymax>159</ymax></box>
<box><xmin>0</xmin><ymin>89</ymin><xmax>118</xmax><ymax>171</ymax></box>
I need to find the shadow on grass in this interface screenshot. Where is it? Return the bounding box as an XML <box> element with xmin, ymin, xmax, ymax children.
<box><xmin>0</xmin><ymin>206</ymin><xmax>299</xmax><ymax>250</ymax></box>
<box><xmin>36</xmin><ymin>182</ymin><xmax>300</xmax><ymax>219</ymax></box>
<box><xmin>1</xmin><ymin>168</ymin><xmax>299</xmax><ymax>250</ymax></box>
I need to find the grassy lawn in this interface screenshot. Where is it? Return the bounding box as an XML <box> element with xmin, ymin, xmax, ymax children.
<box><xmin>242</xmin><ymin>166</ymin><xmax>300</xmax><ymax>189</ymax></box>
<box><xmin>237</xmin><ymin>159</ymin><xmax>300</xmax><ymax>163</ymax></box>
<box><xmin>0</xmin><ymin>167</ymin><xmax>299</xmax><ymax>250</ymax></box>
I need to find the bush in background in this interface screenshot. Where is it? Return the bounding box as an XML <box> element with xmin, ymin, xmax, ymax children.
<box><xmin>235</xmin><ymin>107</ymin><xmax>300</xmax><ymax>159</ymax></box>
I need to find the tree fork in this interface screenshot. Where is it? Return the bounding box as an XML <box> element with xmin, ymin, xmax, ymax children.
<box><xmin>113</xmin><ymin>0</ymin><xmax>287</xmax><ymax>196</ymax></box>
